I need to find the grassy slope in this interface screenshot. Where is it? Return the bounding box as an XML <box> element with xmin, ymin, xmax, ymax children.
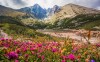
<box><xmin>0</xmin><ymin>5</ymin><xmax>26</xmax><ymax>17</ymax></box>
<box><xmin>52</xmin><ymin>14</ymin><xmax>100</xmax><ymax>30</ymax></box>
<box><xmin>0</xmin><ymin>16</ymin><xmax>47</xmax><ymax>39</ymax></box>
<box><xmin>0</xmin><ymin>16</ymin><xmax>65</xmax><ymax>42</ymax></box>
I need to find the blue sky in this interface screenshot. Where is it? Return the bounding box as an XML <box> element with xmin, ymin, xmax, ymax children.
<box><xmin>0</xmin><ymin>0</ymin><xmax>100</xmax><ymax>9</ymax></box>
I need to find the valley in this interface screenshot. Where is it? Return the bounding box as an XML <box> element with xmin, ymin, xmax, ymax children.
<box><xmin>38</xmin><ymin>29</ymin><xmax>100</xmax><ymax>44</ymax></box>
<box><xmin>0</xmin><ymin>3</ymin><xmax>100</xmax><ymax>62</ymax></box>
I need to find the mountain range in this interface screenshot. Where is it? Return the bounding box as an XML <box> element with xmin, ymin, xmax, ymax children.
<box><xmin>1</xmin><ymin>3</ymin><xmax>100</xmax><ymax>20</ymax></box>
<box><xmin>0</xmin><ymin>3</ymin><xmax>100</xmax><ymax>30</ymax></box>
<box><xmin>48</xmin><ymin>3</ymin><xmax>100</xmax><ymax>23</ymax></box>
<box><xmin>18</xmin><ymin>4</ymin><xmax>60</xmax><ymax>19</ymax></box>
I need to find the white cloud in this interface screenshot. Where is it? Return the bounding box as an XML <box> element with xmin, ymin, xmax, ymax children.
<box><xmin>0</xmin><ymin>0</ymin><xmax>100</xmax><ymax>9</ymax></box>
<box><xmin>97</xmin><ymin>7</ymin><xmax>100</xmax><ymax>10</ymax></box>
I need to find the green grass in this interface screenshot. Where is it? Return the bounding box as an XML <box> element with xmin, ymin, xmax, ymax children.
<box><xmin>50</xmin><ymin>14</ymin><xmax>100</xmax><ymax>30</ymax></box>
<box><xmin>78</xmin><ymin>20</ymin><xmax>100</xmax><ymax>30</ymax></box>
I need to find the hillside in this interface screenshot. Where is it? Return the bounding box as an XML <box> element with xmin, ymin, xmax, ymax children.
<box><xmin>0</xmin><ymin>16</ymin><xmax>51</xmax><ymax>40</ymax></box>
<box><xmin>0</xmin><ymin>5</ymin><xmax>42</xmax><ymax>28</ymax></box>
<box><xmin>0</xmin><ymin>5</ymin><xmax>28</xmax><ymax>17</ymax></box>
<box><xmin>48</xmin><ymin>4</ymin><xmax>100</xmax><ymax>23</ymax></box>
<box><xmin>0</xmin><ymin>5</ymin><xmax>48</xmax><ymax>38</ymax></box>
<box><xmin>47</xmin><ymin>14</ymin><xmax>100</xmax><ymax>30</ymax></box>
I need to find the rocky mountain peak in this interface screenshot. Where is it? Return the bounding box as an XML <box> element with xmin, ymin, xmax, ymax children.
<box><xmin>48</xmin><ymin>3</ymin><xmax>100</xmax><ymax>23</ymax></box>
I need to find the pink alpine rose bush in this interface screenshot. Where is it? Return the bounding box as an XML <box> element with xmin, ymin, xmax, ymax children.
<box><xmin>0</xmin><ymin>38</ymin><xmax>100</xmax><ymax>62</ymax></box>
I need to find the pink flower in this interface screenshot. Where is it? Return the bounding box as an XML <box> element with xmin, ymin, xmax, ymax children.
<box><xmin>23</xmin><ymin>47</ymin><xmax>27</xmax><ymax>52</ymax></box>
<box><xmin>0</xmin><ymin>38</ymin><xmax>5</xmax><ymax>41</ymax></box>
<box><xmin>38</xmin><ymin>55</ymin><xmax>41</xmax><ymax>58</ymax></box>
<box><xmin>15</xmin><ymin>49</ymin><xmax>20</xmax><ymax>54</ymax></box>
<box><xmin>5</xmin><ymin>38</ymin><xmax>9</xmax><ymax>41</ymax></box>
<box><xmin>31</xmin><ymin>51</ymin><xmax>35</xmax><ymax>55</ymax></box>
<box><xmin>37</xmin><ymin>43</ymin><xmax>42</xmax><ymax>47</ymax></box>
<box><xmin>30</xmin><ymin>47</ymin><xmax>35</xmax><ymax>51</ymax></box>
<box><xmin>61</xmin><ymin>56</ymin><xmax>67</xmax><ymax>60</ymax></box>
<box><xmin>7</xmin><ymin>51</ymin><xmax>18</xmax><ymax>59</ymax></box>
<box><xmin>38</xmin><ymin>49</ymin><xmax>43</xmax><ymax>53</ymax></box>
<box><xmin>3</xmin><ymin>43</ymin><xmax>10</xmax><ymax>48</ymax></box>
<box><xmin>68</xmin><ymin>54</ymin><xmax>76</xmax><ymax>61</ymax></box>
<box><xmin>41</xmin><ymin>55</ymin><xmax>45</xmax><ymax>60</ymax></box>
<box><xmin>52</xmin><ymin>48</ymin><xmax>58</xmax><ymax>52</ymax></box>
<box><xmin>96</xmin><ymin>43</ymin><xmax>100</xmax><ymax>47</ymax></box>
<box><xmin>62</xmin><ymin>60</ymin><xmax>66</xmax><ymax>62</ymax></box>
<box><xmin>73</xmin><ymin>47</ymin><xmax>78</xmax><ymax>51</ymax></box>
<box><xmin>15</xmin><ymin>60</ymin><xmax>19</xmax><ymax>62</ymax></box>
<box><xmin>24</xmin><ymin>54</ymin><xmax>29</xmax><ymax>58</ymax></box>
<box><xmin>9</xmin><ymin>38</ymin><xmax>13</xmax><ymax>41</ymax></box>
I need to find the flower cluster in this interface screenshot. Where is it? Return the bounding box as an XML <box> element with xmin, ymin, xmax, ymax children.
<box><xmin>0</xmin><ymin>38</ymin><xmax>100</xmax><ymax>62</ymax></box>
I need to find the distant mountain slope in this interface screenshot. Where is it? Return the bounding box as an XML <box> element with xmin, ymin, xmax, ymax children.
<box><xmin>0</xmin><ymin>5</ymin><xmax>39</xmax><ymax>27</ymax></box>
<box><xmin>0</xmin><ymin>5</ymin><xmax>28</xmax><ymax>17</ymax></box>
<box><xmin>19</xmin><ymin>4</ymin><xmax>47</xmax><ymax>19</ymax></box>
<box><xmin>48</xmin><ymin>14</ymin><xmax>100</xmax><ymax>30</ymax></box>
<box><xmin>47</xmin><ymin>5</ymin><xmax>60</xmax><ymax>16</ymax></box>
<box><xmin>18</xmin><ymin>4</ymin><xmax>60</xmax><ymax>19</ymax></box>
<box><xmin>49</xmin><ymin>3</ymin><xmax>100</xmax><ymax>23</ymax></box>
